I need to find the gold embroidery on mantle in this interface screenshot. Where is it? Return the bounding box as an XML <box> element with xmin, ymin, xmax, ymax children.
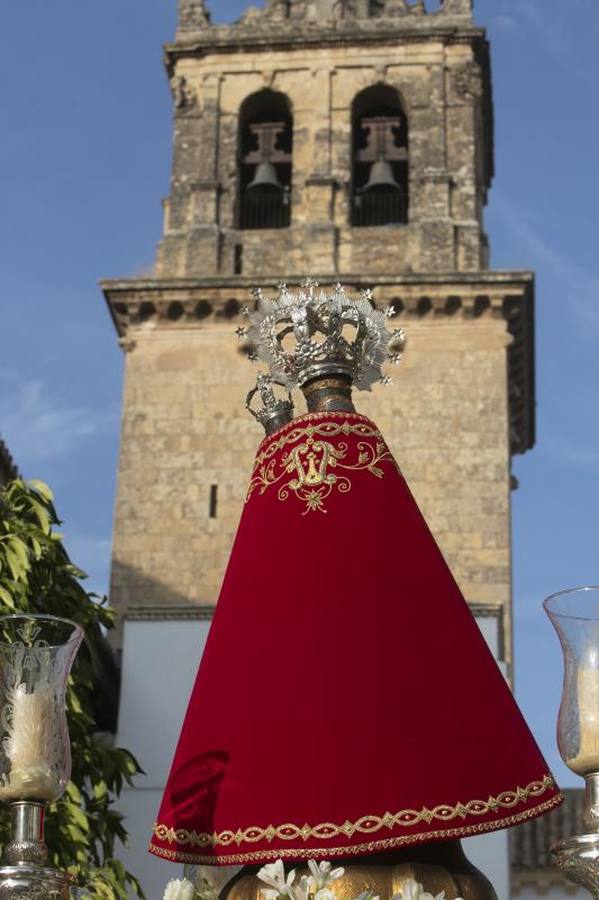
<box><xmin>152</xmin><ymin>775</ymin><xmax>557</xmax><ymax>853</ymax></box>
<box><xmin>149</xmin><ymin>792</ymin><xmax>563</xmax><ymax>865</ymax></box>
<box><xmin>247</xmin><ymin>419</ymin><xmax>395</xmax><ymax>514</ymax></box>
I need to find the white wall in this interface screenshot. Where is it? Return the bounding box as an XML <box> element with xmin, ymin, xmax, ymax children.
<box><xmin>463</xmin><ymin>829</ymin><xmax>509</xmax><ymax>899</ymax></box>
<box><xmin>116</xmin><ymin>618</ymin><xmax>211</xmax><ymax>899</ymax></box>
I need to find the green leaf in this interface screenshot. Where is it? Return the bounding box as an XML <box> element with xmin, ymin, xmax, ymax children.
<box><xmin>4</xmin><ymin>548</ymin><xmax>22</xmax><ymax>582</ymax></box>
<box><xmin>68</xmin><ymin>803</ymin><xmax>90</xmax><ymax>833</ymax></box>
<box><xmin>28</xmin><ymin>499</ymin><xmax>51</xmax><ymax>534</ymax></box>
<box><xmin>28</xmin><ymin>479</ymin><xmax>54</xmax><ymax>502</ymax></box>
<box><xmin>31</xmin><ymin>537</ymin><xmax>43</xmax><ymax>560</ymax></box>
<box><xmin>93</xmin><ymin>781</ymin><xmax>108</xmax><ymax>801</ymax></box>
<box><xmin>66</xmin><ymin>781</ymin><xmax>82</xmax><ymax>803</ymax></box>
<box><xmin>0</xmin><ymin>585</ymin><xmax>15</xmax><ymax>609</ymax></box>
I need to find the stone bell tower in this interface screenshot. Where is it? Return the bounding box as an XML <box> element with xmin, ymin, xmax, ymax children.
<box><xmin>102</xmin><ymin>0</ymin><xmax>534</xmax><ymax>674</ymax></box>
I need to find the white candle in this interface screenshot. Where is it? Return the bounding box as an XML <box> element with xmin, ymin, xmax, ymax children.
<box><xmin>567</xmin><ymin>668</ymin><xmax>599</xmax><ymax>776</ymax></box>
<box><xmin>0</xmin><ymin>683</ymin><xmax>63</xmax><ymax>802</ymax></box>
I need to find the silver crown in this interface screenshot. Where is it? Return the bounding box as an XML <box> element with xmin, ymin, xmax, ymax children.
<box><xmin>246</xmin><ymin>374</ymin><xmax>294</xmax><ymax>431</ymax></box>
<box><xmin>237</xmin><ymin>279</ymin><xmax>406</xmax><ymax>392</ymax></box>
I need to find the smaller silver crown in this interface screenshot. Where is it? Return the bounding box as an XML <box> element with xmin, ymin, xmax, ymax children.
<box><xmin>237</xmin><ymin>278</ymin><xmax>406</xmax><ymax>392</ymax></box>
<box><xmin>246</xmin><ymin>374</ymin><xmax>294</xmax><ymax>432</ymax></box>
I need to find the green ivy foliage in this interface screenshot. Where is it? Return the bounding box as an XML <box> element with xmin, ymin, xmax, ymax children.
<box><xmin>0</xmin><ymin>478</ymin><xmax>144</xmax><ymax>899</ymax></box>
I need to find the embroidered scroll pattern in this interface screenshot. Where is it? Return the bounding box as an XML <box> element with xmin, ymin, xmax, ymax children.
<box><xmin>152</xmin><ymin>775</ymin><xmax>558</xmax><ymax>852</ymax></box>
<box><xmin>247</xmin><ymin>419</ymin><xmax>395</xmax><ymax>514</ymax></box>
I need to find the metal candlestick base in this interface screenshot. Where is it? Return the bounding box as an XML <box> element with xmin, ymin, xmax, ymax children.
<box><xmin>552</xmin><ymin>834</ymin><xmax>599</xmax><ymax>898</ymax></box>
<box><xmin>0</xmin><ymin>865</ymin><xmax>74</xmax><ymax>900</ymax></box>
<box><xmin>0</xmin><ymin>802</ymin><xmax>75</xmax><ymax>899</ymax></box>
<box><xmin>551</xmin><ymin>774</ymin><xmax>599</xmax><ymax>898</ymax></box>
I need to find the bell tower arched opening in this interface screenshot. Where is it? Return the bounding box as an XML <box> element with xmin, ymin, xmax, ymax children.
<box><xmin>351</xmin><ymin>84</ymin><xmax>408</xmax><ymax>227</ymax></box>
<box><xmin>237</xmin><ymin>89</ymin><xmax>293</xmax><ymax>230</ymax></box>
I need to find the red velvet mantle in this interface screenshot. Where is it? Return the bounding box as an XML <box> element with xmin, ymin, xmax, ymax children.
<box><xmin>149</xmin><ymin>412</ymin><xmax>561</xmax><ymax>866</ymax></box>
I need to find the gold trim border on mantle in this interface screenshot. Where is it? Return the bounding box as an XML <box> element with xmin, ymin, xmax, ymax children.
<box><xmin>252</xmin><ymin>412</ymin><xmax>385</xmax><ymax>465</ymax></box>
<box><xmin>150</xmin><ymin>775</ymin><xmax>561</xmax><ymax>865</ymax></box>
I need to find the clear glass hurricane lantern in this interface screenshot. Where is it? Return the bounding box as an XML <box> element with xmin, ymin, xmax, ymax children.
<box><xmin>0</xmin><ymin>615</ymin><xmax>83</xmax><ymax>804</ymax></box>
<box><xmin>544</xmin><ymin>587</ymin><xmax>599</xmax><ymax>778</ymax></box>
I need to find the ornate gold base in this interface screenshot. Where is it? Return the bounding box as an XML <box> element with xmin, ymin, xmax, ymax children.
<box><xmin>552</xmin><ymin>834</ymin><xmax>599</xmax><ymax>899</ymax></box>
<box><xmin>221</xmin><ymin>840</ymin><xmax>496</xmax><ymax>900</ymax></box>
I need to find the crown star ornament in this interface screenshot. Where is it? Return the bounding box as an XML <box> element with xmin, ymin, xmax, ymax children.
<box><xmin>237</xmin><ymin>279</ymin><xmax>406</xmax><ymax>392</ymax></box>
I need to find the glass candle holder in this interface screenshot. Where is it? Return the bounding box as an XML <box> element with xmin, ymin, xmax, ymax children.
<box><xmin>544</xmin><ymin>587</ymin><xmax>599</xmax><ymax>780</ymax></box>
<box><xmin>0</xmin><ymin>614</ymin><xmax>83</xmax><ymax>804</ymax></box>
<box><xmin>545</xmin><ymin>587</ymin><xmax>599</xmax><ymax>898</ymax></box>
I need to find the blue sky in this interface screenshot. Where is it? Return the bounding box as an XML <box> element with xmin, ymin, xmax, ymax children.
<box><xmin>1</xmin><ymin>0</ymin><xmax>598</xmax><ymax>787</ymax></box>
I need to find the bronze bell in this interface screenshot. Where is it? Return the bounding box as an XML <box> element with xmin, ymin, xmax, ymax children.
<box><xmin>247</xmin><ymin>161</ymin><xmax>283</xmax><ymax>191</ymax></box>
<box><xmin>361</xmin><ymin>159</ymin><xmax>400</xmax><ymax>193</ymax></box>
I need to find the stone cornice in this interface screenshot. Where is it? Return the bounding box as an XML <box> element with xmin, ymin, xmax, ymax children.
<box><xmin>469</xmin><ymin>602</ymin><xmax>503</xmax><ymax>618</ymax></box>
<box><xmin>101</xmin><ymin>270</ymin><xmax>535</xmax><ymax>456</ymax></box>
<box><xmin>125</xmin><ymin>605</ymin><xmax>215</xmax><ymax>621</ymax></box>
<box><xmin>164</xmin><ymin>23</ymin><xmax>487</xmax><ymax>74</ymax></box>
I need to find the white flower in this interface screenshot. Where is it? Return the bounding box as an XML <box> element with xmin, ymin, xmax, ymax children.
<box><xmin>163</xmin><ymin>878</ymin><xmax>196</xmax><ymax>900</ymax></box>
<box><xmin>314</xmin><ymin>890</ymin><xmax>336</xmax><ymax>900</ymax></box>
<box><xmin>258</xmin><ymin>861</ymin><xmax>297</xmax><ymax>898</ymax></box>
<box><xmin>308</xmin><ymin>861</ymin><xmax>345</xmax><ymax>891</ymax></box>
<box><xmin>403</xmin><ymin>885</ymin><xmax>424</xmax><ymax>900</ymax></box>
<box><xmin>391</xmin><ymin>882</ymin><xmax>463</xmax><ymax>900</ymax></box>
<box><xmin>258</xmin><ymin>861</ymin><xmax>288</xmax><ymax>892</ymax></box>
<box><xmin>290</xmin><ymin>876</ymin><xmax>312</xmax><ymax>900</ymax></box>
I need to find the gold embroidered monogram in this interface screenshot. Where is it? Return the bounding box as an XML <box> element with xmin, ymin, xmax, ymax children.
<box><xmin>152</xmin><ymin>775</ymin><xmax>559</xmax><ymax>858</ymax></box>
<box><xmin>247</xmin><ymin>415</ymin><xmax>396</xmax><ymax>514</ymax></box>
